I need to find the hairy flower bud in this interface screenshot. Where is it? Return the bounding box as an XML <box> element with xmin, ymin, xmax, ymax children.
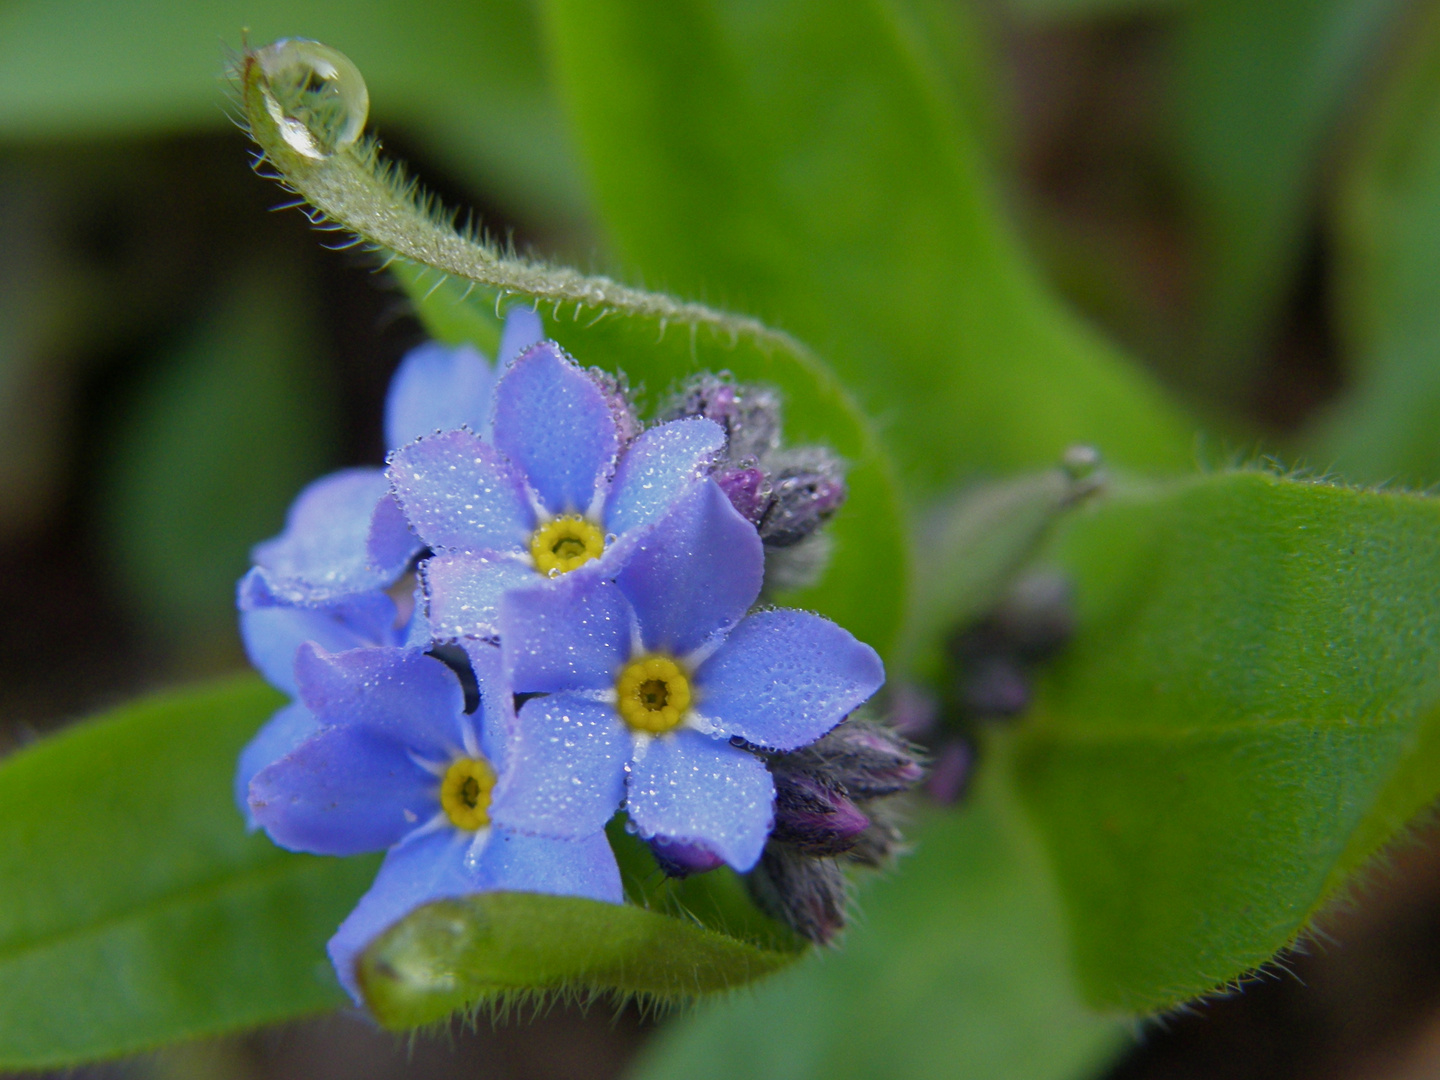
<box><xmin>587</xmin><ymin>367</ymin><xmax>643</xmax><ymax>450</ymax></box>
<box><xmin>758</xmin><ymin>448</ymin><xmax>847</xmax><ymax>547</ymax></box>
<box><xmin>714</xmin><ymin>462</ymin><xmax>771</xmax><ymax>525</ymax></box>
<box><xmin>665</xmin><ymin>373</ymin><xmax>782</xmax><ymax>461</ymax></box>
<box><xmin>771</xmin><ymin>770</ymin><xmax>871</xmax><ymax>855</ymax></box>
<box><xmin>779</xmin><ymin>718</ymin><xmax>927</xmax><ymax>800</ymax></box>
<box><xmin>648</xmin><ymin>836</ymin><xmax>726</xmax><ymax>879</ymax></box>
<box><xmin>746</xmin><ymin>844</ymin><xmax>848</xmax><ymax>945</ymax></box>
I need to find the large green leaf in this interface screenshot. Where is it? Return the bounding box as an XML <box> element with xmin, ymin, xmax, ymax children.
<box><xmin>0</xmin><ymin>678</ymin><xmax>377</xmax><ymax>1069</ymax></box>
<box><xmin>632</xmin><ymin>766</ymin><xmax>1125</xmax><ymax>1080</ymax></box>
<box><xmin>542</xmin><ymin>0</ymin><xmax>1193</xmax><ymax>491</ymax></box>
<box><xmin>1017</xmin><ymin>469</ymin><xmax>1440</xmax><ymax>1012</ymax></box>
<box><xmin>1172</xmin><ymin>0</ymin><xmax>1406</xmax><ymax>396</ymax></box>
<box><xmin>402</xmin><ymin>270</ymin><xmax>910</xmax><ymax>661</ymax></box>
<box><xmin>0</xmin><ymin>0</ymin><xmax>582</xmax><ymax>224</ymax></box>
<box><xmin>1312</xmin><ymin>2</ymin><xmax>1440</xmax><ymax>486</ymax></box>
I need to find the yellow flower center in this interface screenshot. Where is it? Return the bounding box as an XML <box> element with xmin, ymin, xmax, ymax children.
<box><xmin>616</xmin><ymin>655</ymin><xmax>692</xmax><ymax>735</ymax></box>
<box><xmin>439</xmin><ymin>757</ymin><xmax>496</xmax><ymax>831</ymax></box>
<box><xmin>529</xmin><ymin>515</ymin><xmax>606</xmax><ymax>576</ymax></box>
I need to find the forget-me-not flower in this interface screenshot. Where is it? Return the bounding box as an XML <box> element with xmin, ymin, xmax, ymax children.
<box><xmin>488</xmin><ymin>478</ymin><xmax>885</xmax><ymax>872</ymax></box>
<box><xmin>387</xmin><ymin>340</ymin><xmax>727</xmax><ymax>641</ymax></box>
<box><xmin>247</xmin><ymin>641</ymin><xmax>622</xmax><ymax>1002</ymax></box>
<box><xmin>235</xmin><ymin>311</ymin><xmax>543</xmax><ymax>816</ymax></box>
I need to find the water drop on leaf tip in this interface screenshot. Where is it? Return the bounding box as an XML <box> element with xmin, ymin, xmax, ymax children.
<box><xmin>252</xmin><ymin>38</ymin><xmax>369</xmax><ymax>160</ymax></box>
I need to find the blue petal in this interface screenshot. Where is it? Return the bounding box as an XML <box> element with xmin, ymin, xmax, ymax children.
<box><xmin>463</xmin><ymin>639</ymin><xmax>515</xmax><ymax>770</ymax></box>
<box><xmin>421</xmin><ymin>551</ymin><xmax>536</xmax><ymax>640</ymax></box>
<box><xmin>616</xmin><ymin>479</ymin><xmax>764</xmax><ymax>657</ymax></box>
<box><xmin>694</xmin><ymin>609</ymin><xmax>885</xmax><ymax>751</ymax></box>
<box><xmin>474</xmin><ymin>827</ymin><xmax>623</xmax><ymax>904</ymax></box>
<box><xmin>250</xmin><ymin>469</ymin><xmax>395</xmax><ymax>604</ymax></box>
<box><xmin>489</xmin><ymin>692</ymin><xmax>629</xmax><ymax>839</ymax></box>
<box><xmin>366</xmin><ymin>493</ymin><xmax>424</xmax><ymax>581</ymax></box>
<box><xmin>625</xmin><ymin>729</ymin><xmax>774</xmax><ymax>872</ymax></box>
<box><xmin>384</xmin><ymin>341</ymin><xmax>496</xmax><ymax>451</ymax></box>
<box><xmin>249</xmin><ymin>723</ymin><xmax>437</xmax><ymax>856</ymax></box>
<box><xmin>327</xmin><ymin>828</ymin><xmax>475</xmax><ymax>1003</ymax></box>
<box><xmin>491</xmin><ymin>342</ymin><xmax>617</xmax><ymax>515</ymax></box>
<box><xmin>294</xmin><ymin>645</ymin><xmax>466</xmax><ymax>760</ymax></box>
<box><xmin>603</xmin><ymin>417</ymin><xmax>725</xmax><ymax>536</ymax></box>
<box><xmin>499</xmin><ymin>573</ymin><xmax>632</xmax><ymax>693</ymax></box>
<box><xmin>498</xmin><ymin>306</ymin><xmax>544</xmax><ymax>368</ymax></box>
<box><xmin>233</xmin><ymin>701</ymin><xmax>319</xmax><ymax>828</ymax></box>
<box><xmin>388</xmin><ymin>429</ymin><xmax>534</xmax><ymax>553</ymax></box>
<box><xmin>239</xmin><ymin>591</ymin><xmax>400</xmax><ymax>696</ymax></box>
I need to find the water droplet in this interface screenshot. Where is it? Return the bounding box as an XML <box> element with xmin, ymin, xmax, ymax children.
<box><xmin>252</xmin><ymin>39</ymin><xmax>368</xmax><ymax>160</ymax></box>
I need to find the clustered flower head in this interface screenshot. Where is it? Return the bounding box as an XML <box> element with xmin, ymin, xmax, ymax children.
<box><xmin>236</xmin><ymin>309</ymin><xmax>919</xmax><ymax>1002</ymax></box>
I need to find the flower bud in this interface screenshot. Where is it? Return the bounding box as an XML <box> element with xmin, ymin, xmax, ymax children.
<box><xmin>648</xmin><ymin>836</ymin><xmax>726</xmax><ymax>879</ymax></box>
<box><xmin>746</xmin><ymin>844</ymin><xmax>848</xmax><ymax>945</ymax></box>
<box><xmin>714</xmin><ymin>462</ymin><xmax>771</xmax><ymax>525</ymax></box>
<box><xmin>758</xmin><ymin>448</ymin><xmax>847</xmax><ymax>548</ymax></box>
<box><xmin>771</xmin><ymin>770</ymin><xmax>871</xmax><ymax>856</ymax></box>
<box><xmin>664</xmin><ymin>373</ymin><xmax>781</xmax><ymax>461</ymax></box>
<box><xmin>843</xmin><ymin>803</ymin><xmax>906</xmax><ymax>868</ymax></box>
<box><xmin>587</xmin><ymin>367</ymin><xmax>643</xmax><ymax>450</ymax></box>
<box><xmin>779</xmin><ymin>718</ymin><xmax>926</xmax><ymax>800</ymax></box>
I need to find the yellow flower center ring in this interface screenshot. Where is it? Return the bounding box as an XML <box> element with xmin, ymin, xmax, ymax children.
<box><xmin>616</xmin><ymin>655</ymin><xmax>693</xmax><ymax>735</ymax></box>
<box><xmin>529</xmin><ymin>515</ymin><xmax>605</xmax><ymax>575</ymax></box>
<box><xmin>440</xmin><ymin>757</ymin><xmax>496</xmax><ymax>830</ymax></box>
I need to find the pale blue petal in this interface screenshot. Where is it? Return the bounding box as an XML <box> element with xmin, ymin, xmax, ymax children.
<box><xmin>489</xmin><ymin>692</ymin><xmax>629</xmax><ymax>839</ymax></box>
<box><xmin>249</xmin><ymin>724</ymin><xmax>437</xmax><ymax>856</ymax></box>
<box><xmin>421</xmin><ymin>551</ymin><xmax>536</xmax><ymax>640</ymax></box>
<box><xmin>694</xmin><ymin>609</ymin><xmax>885</xmax><ymax>751</ymax></box>
<box><xmin>250</xmin><ymin>469</ymin><xmax>394</xmax><ymax>604</ymax></box>
<box><xmin>384</xmin><ymin>341</ymin><xmax>496</xmax><ymax>451</ymax></box>
<box><xmin>239</xmin><ymin>592</ymin><xmax>400</xmax><ymax>696</ymax></box>
<box><xmin>492</xmin><ymin>343</ymin><xmax>617</xmax><ymax>515</ymax></box>
<box><xmin>366</xmin><ymin>493</ymin><xmax>423</xmax><ymax>580</ymax></box>
<box><xmin>388</xmin><ymin>429</ymin><xmax>534</xmax><ymax>552</ymax></box>
<box><xmin>294</xmin><ymin>645</ymin><xmax>465</xmax><ymax>760</ymax></box>
<box><xmin>474</xmin><ymin>827</ymin><xmax>623</xmax><ymax>904</ymax></box>
<box><xmin>625</xmin><ymin>730</ymin><xmax>774</xmax><ymax>872</ymax></box>
<box><xmin>604</xmin><ymin>417</ymin><xmax>725</xmax><ymax>536</ymax></box>
<box><xmin>499</xmin><ymin>573</ymin><xmax>631</xmax><ymax>694</ymax></box>
<box><xmin>327</xmin><ymin>829</ymin><xmax>474</xmax><ymax>1003</ymax></box>
<box><xmin>233</xmin><ymin>702</ymin><xmax>319</xmax><ymax>828</ymax></box>
<box><xmin>462</xmin><ymin>639</ymin><xmax>514</xmax><ymax>770</ymax></box>
<box><xmin>616</xmin><ymin>480</ymin><xmax>763</xmax><ymax>657</ymax></box>
<box><xmin>497</xmin><ymin>306</ymin><xmax>544</xmax><ymax>368</ymax></box>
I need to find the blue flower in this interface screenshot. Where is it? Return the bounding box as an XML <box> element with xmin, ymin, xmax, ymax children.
<box><xmin>387</xmin><ymin>341</ymin><xmax>726</xmax><ymax>641</ymax></box>
<box><xmin>487</xmin><ymin>479</ymin><xmax>885</xmax><ymax>872</ymax></box>
<box><xmin>247</xmin><ymin>641</ymin><xmax>622</xmax><ymax>1003</ymax></box>
<box><xmin>235</xmin><ymin>311</ymin><xmax>544</xmax><ymax>817</ymax></box>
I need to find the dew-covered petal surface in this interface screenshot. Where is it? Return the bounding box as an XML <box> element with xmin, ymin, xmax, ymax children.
<box><xmin>384</xmin><ymin>341</ymin><xmax>496</xmax><ymax>451</ymax></box>
<box><xmin>367</xmin><ymin>493</ymin><xmax>424</xmax><ymax>580</ymax></box>
<box><xmin>233</xmin><ymin>701</ymin><xmax>320</xmax><ymax>827</ymax></box>
<box><xmin>293</xmin><ymin>645</ymin><xmax>465</xmax><ymax>760</ymax></box>
<box><xmin>492</xmin><ymin>343</ymin><xmax>617</xmax><ymax>515</ymax></box>
<box><xmin>421</xmin><ymin>551</ymin><xmax>536</xmax><ymax>640</ymax></box>
<box><xmin>617</xmin><ymin>479</ymin><xmax>764</xmax><ymax>656</ymax></box>
<box><xmin>489</xmin><ymin>692</ymin><xmax>629</xmax><ymax>839</ymax></box>
<box><xmin>604</xmin><ymin>417</ymin><xmax>725</xmax><ymax>536</ymax></box>
<box><xmin>388</xmin><ymin>430</ymin><xmax>533</xmax><ymax>552</ymax></box>
<box><xmin>499</xmin><ymin>573</ymin><xmax>632</xmax><ymax>693</ymax></box>
<box><xmin>625</xmin><ymin>729</ymin><xmax>775</xmax><ymax>872</ymax></box>
<box><xmin>250</xmin><ymin>468</ymin><xmax>395</xmax><ymax>603</ymax></box>
<box><xmin>328</xmin><ymin>829</ymin><xmax>474</xmax><ymax>1003</ymax></box>
<box><xmin>695</xmin><ymin>609</ymin><xmax>885</xmax><ymax>751</ymax></box>
<box><xmin>498</xmin><ymin>306</ymin><xmax>544</xmax><ymax>368</ymax></box>
<box><xmin>249</xmin><ymin>724</ymin><xmax>437</xmax><ymax>857</ymax></box>
<box><xmin>239</xmin><ymin>592</ymin><xmax>399</xmax><ymax>696</ymax></box>
<box><xmin>463</xmin><ymin>639</ymin><xmax>515</xmax><ymax>770</ymax></box>
<box><xmin>473</xmin><ymin>827</ymin><xmax>623</xmax><ymax>904</ymax></box>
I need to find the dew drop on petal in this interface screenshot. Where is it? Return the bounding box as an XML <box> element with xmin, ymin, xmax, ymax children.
<box><xmin>252</xmin><ymin>39</ymin><xmax>369</xmax><ymax>159</ymax></box>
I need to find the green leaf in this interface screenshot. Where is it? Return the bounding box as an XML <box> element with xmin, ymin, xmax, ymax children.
<box><xmin>359</xmin><ymin>892</ymin><xmax>800</xmax><ymax>1029</ymax></box>
<box><xmin>1005</xmin><ymin>0</ymin><xmax>1185</xmax><ymax>17</ymax></box>
<box><xmin>632</xmin><ymin>767</ymin><xmax>1125</xmax><ymax>1080</ymax></box>
<box><xmin>1172</xmin><ymin>0</ymin><xmax>1406</xmax><ymax>395</ymax></box>
<box><xmin>1016</xmin><ymin>469</ymin><xmax>1440</xmax><ymax>1012</ymax></box>
<box><xmin>0</xmin><ymin>0</ymin><xmax>583</xmax><ymax>225</ymax></box>
<box><xmin>542</xmin><ymin>0</ymin><xmax>1193</xmax><ymax>489</ymax></box>
<box><xmin>1311</xmin><ymin>2</ymin><xmax>1440</xmax><ymax>486</ymax></box>
<box><xmin>0</xmin><ymin>678</ymin><xmax>378</xmax><ymax>1070</ymax></box>
<box><xmin>99</xmin><ymin>258</ymin><xmax>335</xmax><ymax>652</ymax></box>
<box><xmin>400</xmin><ymin>271</ymin><xmax>910</xmax><ymax>662</ymax></box>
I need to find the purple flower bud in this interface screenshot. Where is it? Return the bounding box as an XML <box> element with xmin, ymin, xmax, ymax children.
<box><xmin>926</xmin><ymin>739</ymin><xmax>974</xmax><ymax>806</ymax></box>
<box><xmin>586</xmin><ymin>367</ymin><xmax>643</xmax><ymax>450</ymax></box>
<box><xmin>746</xmin><ymin>844</ymin><xmax>848</xmax><ymax>945</ymax></box>
<box><xmin>771</xmin><ymin>770</ymin><xmax>870</xmax><ymax>855</ymax></box>
<box><xmin>714</xmin><ymin>462</ymin><xmax>771</xmax><ymax>525</ymax></box>
<box><xmin>758</xmin><ymin>448</ymin><xmax>847</xmax><ymax>548</ymax></box>
<box><xmin>665</xmin><ymin>373</ymin><xmax>781</xmax><ymax>461</ymax></box>
<box><xmin>648</xmin><ymin>836</ymin><xmax>726</xmax><ymax>879</ymax></box>
<box><xmin>779</xmin><ymin>719</ymin><xmax>926</xmax><ymax>801</ymax></box>
<box><xmin>844</xmin><ymin>804</ymin><xmax>906</xmax><ymax>868</ymax></box>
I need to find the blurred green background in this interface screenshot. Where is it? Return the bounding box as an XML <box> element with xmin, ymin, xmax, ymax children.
<box><xmin>7</xmin><ymin>0</ymin><xmax>1440</xmax><ymax>1078</ymax></box>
